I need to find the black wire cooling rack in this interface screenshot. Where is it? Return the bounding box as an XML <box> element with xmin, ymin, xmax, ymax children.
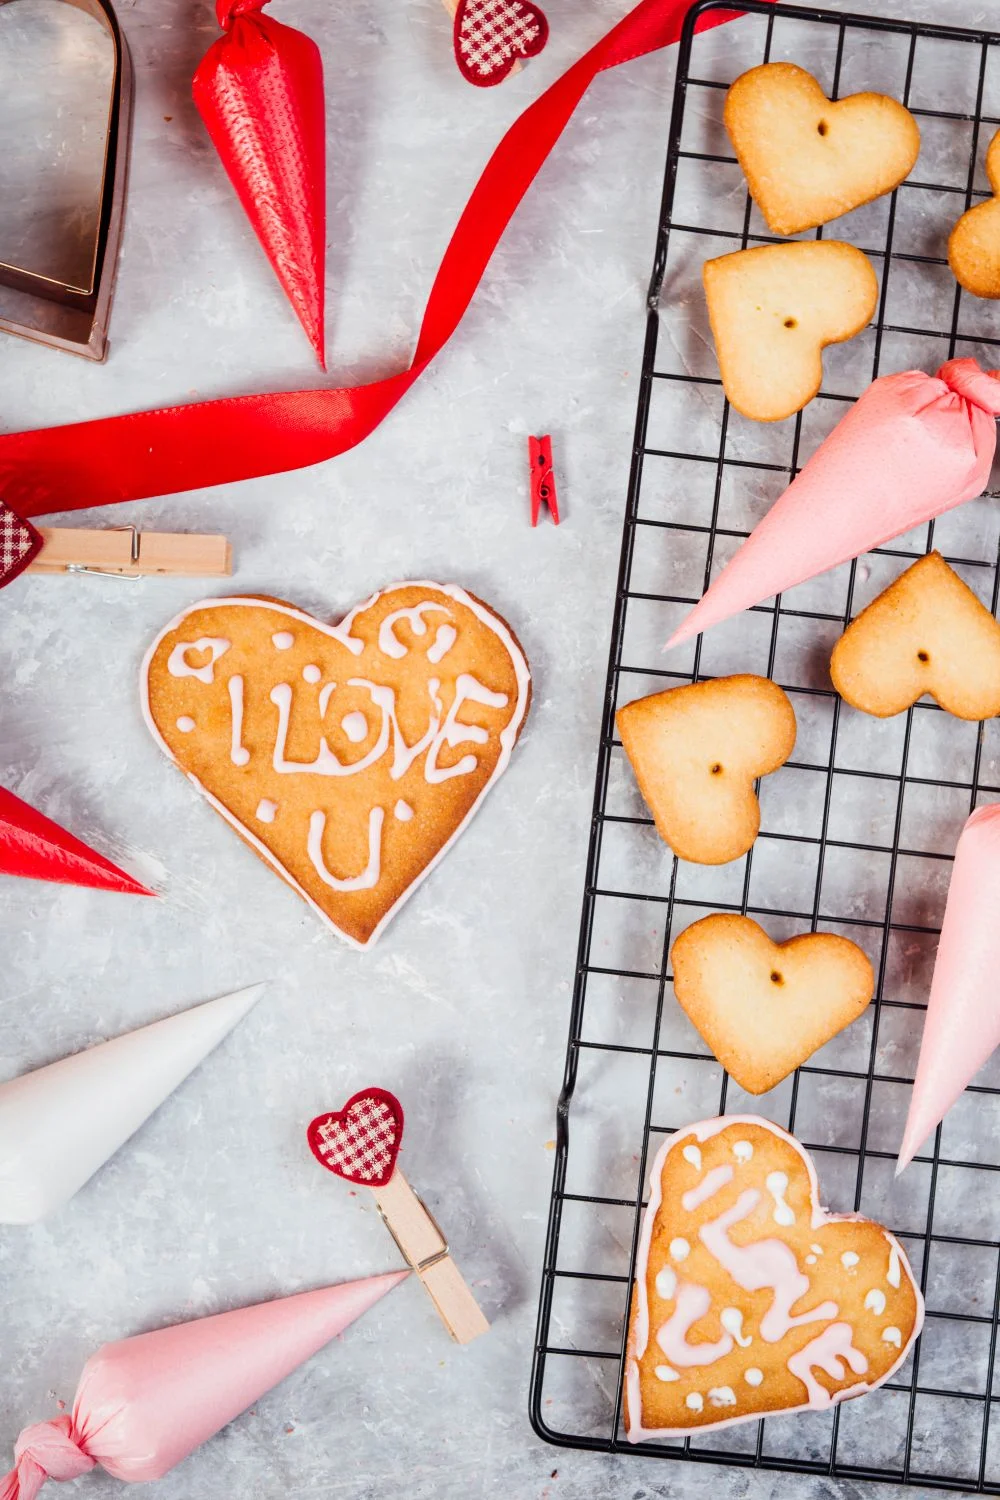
<box><xmin>530</xmin><ymin>0</ymin><xmax>1000</xmax><ymax>1489</ymax></box>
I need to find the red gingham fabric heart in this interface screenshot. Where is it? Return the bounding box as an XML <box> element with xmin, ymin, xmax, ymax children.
<box><xmin>0</xmin><ymin>498</ymin><xmax>42</xmax><ymax>589</ymax></box>
<box><xmin>307</xmin><ymin>1088</ymin><xmax>404</xmax><ymax>1189</ymax></box>
<box><xmin>453</xmin><ymin>0</ymin><xmax>548</xmax><ymax>87</ymax></box>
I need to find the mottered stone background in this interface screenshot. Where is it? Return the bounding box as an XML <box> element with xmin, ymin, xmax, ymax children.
<box><xmin>1</xmin><ymin>0</ymin><xmax>998</xmax><ymax>1496</ymax></box>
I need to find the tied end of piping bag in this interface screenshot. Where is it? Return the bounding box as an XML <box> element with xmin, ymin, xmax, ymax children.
<box><xmin>1</xmin><ymin>1419</ymin><xmax>95</xmax><ymax>1500</ymax></box>
<box><xmin>215</xmin><ymin>0</ymin><xmax>269</xmax><ymax>29</ymax></box>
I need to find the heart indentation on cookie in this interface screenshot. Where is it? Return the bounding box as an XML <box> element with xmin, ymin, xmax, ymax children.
<box><xmin>453</xmin><ymin>0</ymin><xmax>548</xmax><ymax>87</ymax></box>
<box><xmin>831</xmin><ymin>551</ymin><xmax>1000</xmax><ymax>720</ymax></box>
<box><xmin>625</xmin><ymin>1116</ymin><xmax>923</xmax><ymax>1439</ymax></box>
<box><xmin>141</xmin><ymin>584</ymin><xmax>531</xmax><ymax>949</ymax></box>
<box><xmin>725</xmin><ymin>62</ymin><xmax>920</xmax><ymax>236</ymax></box>
<box><xmin>703</xmin><ymin>241</ymin><xmax>878</xmax><ymax>422</ymax></box>
<box><xmin>616</xmin><ymin>675</ymin><xmax>796</xmax><ymax>865</ymax></box>
<box><xmin>671</xmin><ymin>915</ymin><xmax>874</xmax><ymax>1094</ymax></box>
<box><xmin>307</xmin><ymin>1088</ymin><xmax>404</xmax><ymax>1188</ymax></box>
<box><xmin>950</xmin><ymin>131</ymin><xmax>1000</xmax><ymax>298</ymax></box>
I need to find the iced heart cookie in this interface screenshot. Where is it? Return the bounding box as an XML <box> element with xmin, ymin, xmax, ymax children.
<box><xmin>672</xmin><ymin>916</ymin><xmax>874</xmax><ymax>1095</ymax></box>
<box><xmin>625</xmin><ymin>1116</ymin><xmax>923</xmax><ymax>1440</ymax></box>
<box><xmin>704</xmin><ymin>242</ymin><xmax>878</xmax><ymax>423</ymax></box>
<box><xmin>725</xmin><ymin>63</ymin><xmax>920</xmax><ymax>237</ymax></box>
<box><xmin>949</xmin><ymin>130</ymin><xmax>1000</xmax><ymax>298</ymax></box>
<box><xmin>141</xmin><ymin>584</ymin><xmax>531</xmax><ymax>949</ymax></box>
<box><xmin>831</xmin><ymin>552</ymin><xmax>1000</xmax><ymax>720</ymax></box>
<box><xmin>616</xmin><ymin>675</ymin><xmax>796</xmax><ymax>865</ymax></box>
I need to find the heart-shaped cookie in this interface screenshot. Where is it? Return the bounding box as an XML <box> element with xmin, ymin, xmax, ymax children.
<box><xmin>703</xmin><ymin>241</ymin><xmax>878</xmax><ymax>422</ymax></box>
<box><xmin>625</xmin><ymin>1116</ymin><xmax>923</xmax><ymax>1440</ymax></box>
<box><xmin>950</xmin><ymin>129</ymin><xmax>1000</xmax><ymax>298</ymax></box>
<box><xmin>725</xmin><ymin>62</ymin><xmax>920</xmax><ymax>237</ymax></box>
<box><xmin>616</xmin><ymin>675</ymin><xmax>796</xmax><ymax>865</ymax></box>
<box><xmin>671</xmin><ymin>915</ymin><xmax>874</xmax><ymax>1095</ymax></box>
<box><xmin>307</xmin><ymin>1088</ymin><xmax>403</xmax><ymax>1188</ymax></box>
<box><xmin>831</xmin><ymin>551</ymin><xmax>1000</xmax><ymax>720</ymax></box>
<box><xmin>453</xmin><ymin>0</ymin><xmax>548</xmax><ymax>87</ymax></box>
<box><xmin>141</xmin><ymin>584</ymin><xmax>531</xmax><ymax>948</ymax></box>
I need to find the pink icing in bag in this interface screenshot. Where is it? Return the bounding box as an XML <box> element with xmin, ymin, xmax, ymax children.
<box><xmin>0</xmin><ymin>1273</ymin><xmax>406</xmax><ymax>1497</ymax></box>
<box><xmin>897</xmin><ymin>804</ymin><xmax>1000</xmax><ymax>1172</ymax></box>
<box><xmin>668</xmin><ymin>359</ymin><xmax>1000</xmax><ymax>650</ymax></box>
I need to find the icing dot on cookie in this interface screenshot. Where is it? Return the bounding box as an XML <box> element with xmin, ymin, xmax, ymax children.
<box><xmin>744</xmin><ymin>1368</ymin><xmax>764</xmax><ymax>1387</ymax></box>
<box><xmin>765</xmin><ymin>1171</ymin><xmax>795</xmax><ymax>1226</ymax></box>
<box><xmin>655</xmin><ymin>1268</ymin><xmax>677</xmax><ymax>1301</ymax></box>
<box><xmin>255</xmin><ymin>799</ymin><xmax>277</xmax><ymax>824</ymax></box>
<box><xmin>427</xmin><ymin>624</ymin><xmax>458</xmax><ymax>664</ymax></box>
<box><xmin>685</xmin><ymin>1393</ymin><xmax>703</xmax><ymax>1413</ymax></box>
<box><xmin>654</xmin><ymin>1365</ymin><xmax>679</xmax><ymax>1383</ymax></box>
<box><xmin>882</xmin><ymin>1326</ymin><xmax>902</xmax><ymax>1347</ymax></box>
<box><xmin>394</xmin><ymin>800</ymin><xmax>414</xmax><ymax>823</ymax></box>
<box><xmin>176</xmin><ymin>716</ymin><xmax>195</xmax><ymax>733</ymax></box>
<box><xmin>733</xmin><ymin>1140</ymin><xmax>753</xmax><ymax>1164</ymax></box>
<box><xmin>341</xmin><ymin>712</ymin><xmax>368</xmax><ymax>744</ymax></box>
<box><xmin>302</xmin><ymin>664</ymin><xmax>321</xmax><ymax>684</ymax></box>
<box><xmin>669</xmin><ymin>1238</ymin><xmax>690</xmax><ymax>1262</ymax></box>
<box><xmin>865</xmin><ymin>1289</ymin><xmax>887</xmax><ymax>1316</ymax></box>
<box><xmin>682</xmin><ymin>1144</ymin><xmax>702</xmax><ymax>1171</ymax></box>
<box><xmin>888</xmin><ymin>1247</ymin><xmax>901</xmax><ymax>1288</ymax></box>
<box><xmin>708</xmin><ymin>1386</ymin><xmax>736</xmax><ymax>1408</ymax></box>
<box><xmin>721</xmin><ymin>1308</ymin><xmax>751</xmax><ymax>1347</ymax></box>
<box><xmin>272</xmin><ymin>632</ymin><xmax>294</xmax><ymax>650</ymax></box>
<box><xmin>806</xmin><ymin>1255</ymin><xmax>817</xmax><ymax>1266</ymax></box>
<box><xmin>811</xmin><ymin>1244</ymin><xmax>823</xmax><ymax>1256</ymax></box>
<box><xmin>841</xmin><ymin>1251</ymin><xmax>860</xmax><ymax>1270</ymax></box>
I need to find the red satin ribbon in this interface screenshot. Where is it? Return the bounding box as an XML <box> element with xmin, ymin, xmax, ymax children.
<box><xmin>0</xmin><ymin>0</ymin><xmax>754</xmax><ymax>520</ymax></box>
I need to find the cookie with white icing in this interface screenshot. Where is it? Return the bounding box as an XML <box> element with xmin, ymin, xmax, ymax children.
<box><xmin>141</xmin><ymin>584</ymin><xmax>531</xmax><ymax>949</ymax></box>
<box><xmin>625</xmin><ymin>1117</ymin><xmax>922</xmax><ymax>1440</ymax></box>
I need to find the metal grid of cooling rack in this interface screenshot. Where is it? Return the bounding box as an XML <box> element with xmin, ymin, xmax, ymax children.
<box><xmin>530</xmin><ymin>0</ymin><xmax>1000</xmax><ymax>1490</ymax></box>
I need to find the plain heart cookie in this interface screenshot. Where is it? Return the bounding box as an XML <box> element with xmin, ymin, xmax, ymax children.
<box><xmin>830</xmin><ymin>551</ymin><xmax>1000</xmax><ymax>720</ymax></box>
<box><xmin>616</xmin><ymin>675</ymin><xmax>796</xmax><ymax>865</ymax></box>
<box><xmin>949</xmin><ymin>129</ymin><xmax>1000</xmax><ymax>298</ymax></box>
<box><xmin>625</xmin><ymin>1116</ymin><xmax>923</xmax><ymax>1440</ymax></box>
<box><xmin>725</xmin><ymin>62</ymin><xmax>920</xmax><ymax>237</ymax></box>
<box><xmin>703</xmin><ymin>242</ymin><xmax>878</xmax><ymax>422</ymax></box>
<box><xmin>671</xmin><ymin>915</ymin><xmax>874</xmax><ymax>1095</ymax></box>
<box><xmin>141</xmin><ymin>584</ymin><xmax>531</xmax><ymax>949</ymax></box>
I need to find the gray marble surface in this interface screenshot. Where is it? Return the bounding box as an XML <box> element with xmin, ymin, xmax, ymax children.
<box><xmin>1</xmin><ymin>0</ymin><xmax>999</xmax><ymax>1495</ymax></box>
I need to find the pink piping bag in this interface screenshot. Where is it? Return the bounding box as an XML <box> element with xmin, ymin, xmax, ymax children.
<box><xmin>667</xmin><ymin>359</ymin><xmax>1000</xmax><ymax>651</ymax></box>
<box><xmin>897</xmin><ymin>804</ymin><xmax>1000</xmax><ymax>1172</ymax></box>
<box><xmin>0</xmin><ymin>1272</ymin><xmax>406</xmax><ymax>1498</ymax></box>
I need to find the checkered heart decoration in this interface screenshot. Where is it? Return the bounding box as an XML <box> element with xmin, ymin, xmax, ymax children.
<box><xmin>0</xmin><ymin>497</ymin><xmax>42</xmax><ymax>588</ymax></box>
<box><xmin>307</xmin><ymin>1087</ymin><xmax>404</xmax><ymax>1189</ymax></box>
<box><xmin>453</xmin><ymin>0</ymin><xmax>548</xmax><ymax>87</ymax></box>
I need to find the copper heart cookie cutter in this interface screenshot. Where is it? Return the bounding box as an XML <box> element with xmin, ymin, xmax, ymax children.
<box><xmin>0</xmin><ymin>0</ymin><xmax>132</xmax><ymax>359</ymax></box>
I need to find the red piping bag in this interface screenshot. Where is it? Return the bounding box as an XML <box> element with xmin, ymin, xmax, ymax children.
<box><xmin>0</xmin><ymin>785</ymin><xmax>153</xmax><ymax>896</ymax></box>
<box><xmin>193</xmin><ymin>0</ymin><xmax>327</xmax><ymax>367</ymax></box>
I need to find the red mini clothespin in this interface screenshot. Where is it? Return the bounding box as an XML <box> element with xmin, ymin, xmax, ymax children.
<box><xmin>529</xmin><ymin>435</ymin><xmax>559</xmax><ymax>527</ymax></box>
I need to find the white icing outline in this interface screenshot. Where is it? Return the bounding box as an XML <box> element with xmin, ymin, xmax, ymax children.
<box><xmin>139</xmin><ymin>584</ymin><xmax>531</xmax><ymax>951</ymax></box>
<box><xmin>625</xmin><ymin>1115</ymin><xmax>924</xmax><ymax>1443</ymax></box>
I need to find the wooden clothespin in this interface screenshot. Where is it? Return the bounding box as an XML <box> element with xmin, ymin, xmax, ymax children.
<box><xmin>307</xmin><ymin>1087</ymin><xmax>489</xmax><ymax>1345</ymax></box>
<box><xmin>27</xmin><ymin>525</ymin><xmax>232</xmax><ymax>578</ymax></box>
